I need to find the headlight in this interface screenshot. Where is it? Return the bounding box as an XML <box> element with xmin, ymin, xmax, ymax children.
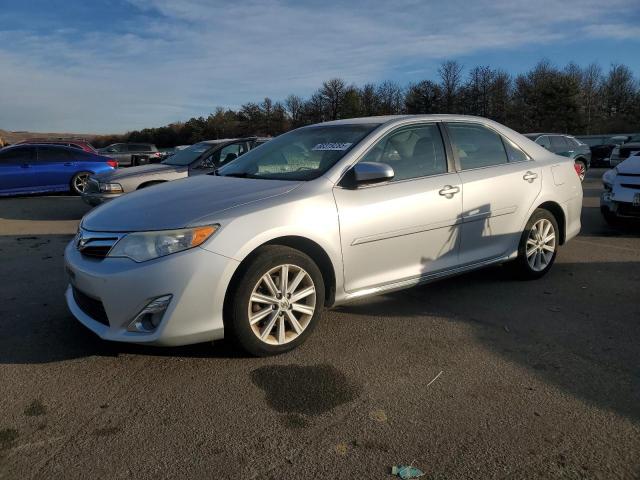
<box><xmin>108</xmin><ymin>225</ymin><xmax>219</xmax><ymax>262</ymax></box>
<box><xmin>99</xmin><ymin>182</ymin><xmax>123</xmax><ymax>193</ymax></box>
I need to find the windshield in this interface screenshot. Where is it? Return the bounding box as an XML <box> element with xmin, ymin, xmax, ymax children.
<box><xmin>162</xmin><ymin>142</ymin><xmax>212</xmax><ymax>166</ymax></box>
<box><xmin>216</xmin><ymin>124</ymin><xmax>379</xmax><ymax>181</ymax></box>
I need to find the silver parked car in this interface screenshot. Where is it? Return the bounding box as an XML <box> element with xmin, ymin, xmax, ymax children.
<box><xmin>65</xmin><ymin>115</ymin><xmax>582</xmax><ymax>356</ymax></box>
<box><xmin>82</xmin><ymin>137</ymin><xmax>268</xmax><ymax>205</ymax></box>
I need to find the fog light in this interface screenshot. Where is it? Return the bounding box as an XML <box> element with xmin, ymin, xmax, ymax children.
<box><xmin>127</xmin><ymin>295</ymin><xmax>172</xmax><ymax>333</ymax></box>
<box><xmin>602</xmin><ymin>192</ymin><xmax>613</xmax><ymax>202</ymax></box>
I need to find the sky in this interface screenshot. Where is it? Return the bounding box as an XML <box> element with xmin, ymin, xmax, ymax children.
<box><xmin>1</xmin><ymin>0</ymin><xmax>640</xmax><ymax>134</ymax></box>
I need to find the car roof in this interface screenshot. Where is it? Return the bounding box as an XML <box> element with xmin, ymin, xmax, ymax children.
<box><xmin>524</xmin><ymin>133</ymin><xmax>568</xmax><ymax>137</ymax></box>
<box><xmin>199</xmin><ymin>137</ymin><xmax>261</xmax><ymax>145</ymax></box>
<box><xmin>2</xmin><ymin>143</ymin><xmax>92</xmax><ymax>153</ymax></box>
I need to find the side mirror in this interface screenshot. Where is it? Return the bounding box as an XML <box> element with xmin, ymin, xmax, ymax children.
<box><xmin>348</xmin><ymin>162</ymin><xmax>394</xmax><ymax>187</ymax></box>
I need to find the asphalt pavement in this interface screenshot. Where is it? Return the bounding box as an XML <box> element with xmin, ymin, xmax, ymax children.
<box><xmin>0</xmin><ymin>169</ymin><xmax>638</xmax><ymax>479</ymax></box>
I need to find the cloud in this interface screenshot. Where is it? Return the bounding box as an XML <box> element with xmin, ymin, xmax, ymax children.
<box><xmin>0</xmin><ymin>0</ymin><xmax>639</xmax><ymax>132</ymax></box>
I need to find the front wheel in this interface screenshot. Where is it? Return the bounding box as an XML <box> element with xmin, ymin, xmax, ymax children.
<box><xmin>226</xmin><ymin>245</ymin><xmax>325</xmax><ymax>356</ymax></box>
<box><xmin>511</xmin><ymin>209</ymin><xmax>559</xmax><ymax>279</ymax></box>
<box><xmin>70</xmin><ymin>171</ymin><xmax>91</xmax><ymax>195</ymax></box>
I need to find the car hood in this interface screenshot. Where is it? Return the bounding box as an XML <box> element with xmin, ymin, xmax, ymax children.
<box><xmin>81</xmin><ymin>175</ymin><xmax>302</xmax><ymax>232</ymax></box>
<box><xmin>616</xmin><ymin>154</ymin><xmax>640</xmax><ymax>174</ymax></box>
<box><xmin>94</xmin><ymin>163</ymin><xmax>185</xmax><ymax>181</ymax></box>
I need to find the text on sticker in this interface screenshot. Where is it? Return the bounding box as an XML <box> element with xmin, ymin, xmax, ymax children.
<box><xmin>312</xmin><ymin>143</ymin><xmax>353</xmax><ymax>151</ymax></box>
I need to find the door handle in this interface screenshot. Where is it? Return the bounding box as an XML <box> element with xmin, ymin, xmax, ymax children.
<box><xmin>20</xmin><ymin>164</ymin><xmax>30</xmax><ymax>169</ymax></box>
<box><xmin>438</xmin><ymin>185</ymin><xmax>460</xmax><ymax>198</ymax></box>
<box><xmin>64</xmin><ymin>162</ymin><xmax>73</xmax><ymax>166</ymax></box>
<box><xmin>523</xmin><ymin>171</ymin><xmax>538</xmax><ymax>183</ymax></box>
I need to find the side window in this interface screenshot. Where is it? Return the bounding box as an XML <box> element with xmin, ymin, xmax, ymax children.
<box><xmin>447</xmin><ymin>123</ymin><xmax>508</xmax><ymax>170</ymax></box>
<box><xmin>536</xmin><ymin>136</ymin><xmax>551</xmax><ymax>149</ymax></box>
<box><xmin>37</xmin><ymin>147</ymin><xmax>70</xmax><ymax>162</ymax></box>
<box><xmin>503</xmin><ymin>138</ymin><xmax>529</xmax><ymax>163</ymax></box>
<box><xmin>0</xmin><ymin>147</ymin><xmax>33</xmax><ymax>163</ymax></box>
<box><xmin>218</xmin><ymin>143</ymin><xmax>244</xmax><ymax>166</ymax></box>
<box><xmin>550</xmin><ymin>136</ymin><xmax>566</xmax><ymax>152</ymax></box>
<box><xmin>360</xmin><ymin>124</ymin><xmax>447</xmax><ymax>181</ymax></box>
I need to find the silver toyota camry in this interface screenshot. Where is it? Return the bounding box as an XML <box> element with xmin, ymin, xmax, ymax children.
<box><xmin>64</xmin><ymin>115</ymin><xmax>583</xmax><ymax>356</ymax></box>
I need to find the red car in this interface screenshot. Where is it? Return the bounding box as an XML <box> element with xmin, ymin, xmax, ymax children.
<box><xmin>16</xmin><ymin>138</ymin><xmax>97</xmax><ymax>154</ymax></box>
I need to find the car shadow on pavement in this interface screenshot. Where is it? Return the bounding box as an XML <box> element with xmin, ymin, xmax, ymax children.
<box><xmin>0</xmin><ymin>196</ymin><xmax>92</xmax><ymax>222</ymax></box>
<box><xmin>334</xmin><ymin>261</ymin><xmax>640</xmax><ymax>423</ymax></box>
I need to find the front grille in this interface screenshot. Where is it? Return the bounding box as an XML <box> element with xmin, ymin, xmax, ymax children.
<box><xmin>617</xmin><ymin>204</ymin><xmax>640</xmax><ymax>218</ymax></box>
<box><xmin>76</xmin><ymin>229</ymin><xmax>124</xmax><ymax>259</ymax></box>
<box><xmin>620</xmin><ymin>183</ymin><xmax>640</xmax><ymax>190</ymax></box>
<box><xmin>72</xmin><ymin>286</ymin><xmax>109</xmax><ymax>326</ymax></box>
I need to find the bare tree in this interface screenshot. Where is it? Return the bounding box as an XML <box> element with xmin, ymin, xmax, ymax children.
<box><xmin>438</xmin><ymin>60</ymin><xmax>463</xmax><ymax>113</ymax></box>
<box><xmin>319</xmin><ymin>78</ymin><xmax>347</xmax><ymax>120</ymax></box>
<box><xmin>284</xmin><ymin>94</ymin><xmax>304</xmax><ymax>127</ymax></box>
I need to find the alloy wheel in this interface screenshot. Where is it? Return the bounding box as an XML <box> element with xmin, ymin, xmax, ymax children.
<box><xmin>526</xmin><ymin>218</ymin><xmax>556</xmax><ymax>272</ymax></box>
<box><xmin>74</xmin><ymin>173</ymin><xmax>90</xmax><ymax>193</ymax></box>
<box><xmin>248</xmin><ymin>264</ymin><xmax>316</xmax><ymax>345</ymax></box>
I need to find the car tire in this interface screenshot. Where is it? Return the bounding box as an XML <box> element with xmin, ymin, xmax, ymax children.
<box><xmin>70</xmin><ymin>171</ymin><xmax>92</xmax><ymax>195</ymax></box>
<box><xmin>511</xmin><ymin>208</ymin><xmax>559</xmax><ymax>280</ymax></box>
<box><xmin>574</xmin><ymin>159</ymin><xmax>587</xmax><ymax>182</ymax></box>
<box><xmin>226</xmin><ymin>245</ymin><xmax>325</xmax><ymax>356</ymax></box>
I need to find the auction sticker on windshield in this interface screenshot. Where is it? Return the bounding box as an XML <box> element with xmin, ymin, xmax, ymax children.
<box><xmin>312</xmin><ymin>143</ymin><xmax>352</xmax><ymax>151</ymax></box>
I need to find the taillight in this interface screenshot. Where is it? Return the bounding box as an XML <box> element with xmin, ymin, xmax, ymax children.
<box><xmin>573</xmin><ymin>163</ymin><xmax>581</xmax><ymax>176</ymax></box>
<box><xmin>107</xmin><ymin>160</ymin><xmax>118</xmax><ymax>168</ymax></box>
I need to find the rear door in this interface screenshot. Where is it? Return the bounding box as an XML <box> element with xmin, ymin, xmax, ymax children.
<box><xmin>0</xmin><ymin>147</ymin><xmax>36</xmax><ymax>192</ymax></box>
<box><xmin>446</xmin><ymin>122</ymin><xmax>542</xmax><ymax>265</ymax></box>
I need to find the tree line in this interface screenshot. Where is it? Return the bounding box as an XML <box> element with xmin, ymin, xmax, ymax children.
<box><xmin>94</xmin><ymin>59</ymin><xmax>640</xmax><ymax>148</ymax></box>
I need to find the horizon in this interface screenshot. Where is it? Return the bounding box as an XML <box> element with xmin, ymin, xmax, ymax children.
<box><xmin>2</xmin><ymin>0</ymin><xmax>640</xmax><ymax>134</ymax></box>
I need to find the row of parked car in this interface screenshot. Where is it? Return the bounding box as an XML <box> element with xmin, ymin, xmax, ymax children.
<box><xmin>0</xmin><ymin>137</ymin><xmax>269</xmax><ymax>197</ymax></box>
<box><xmin>0</xmin><ymin>128</ymin><xmax>638</xmax><ymax>205</ymax></box>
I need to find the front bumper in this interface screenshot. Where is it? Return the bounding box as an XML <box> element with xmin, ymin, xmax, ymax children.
<box><xmin>81</xmin><ymin>192</ymin><xmax>123</xmax><ymax>206</ymax></box>
<box><xmin>64</xmin><ymin>240</ymin><xmax>239</xmax><ymax>346</ymax></box>
<box><xmin>600</xmin><ymin>192</ymin><xmax>640</xmax><ymax>219</ymax></box>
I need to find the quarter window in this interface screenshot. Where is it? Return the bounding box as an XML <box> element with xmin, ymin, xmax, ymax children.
<box><xmin>360</xmin><ymin>124</ymin><xmax>447</xmax><ymax>181</ymax></box>
<box><xmin>447</xmin><ymin>123</ymin><xmax>508</xmax><ymax>170</ymax></box>
<box><xmin>503</xmin><ymin>138</ymin><xmax>529</xmax><ymax>163</ymax></box>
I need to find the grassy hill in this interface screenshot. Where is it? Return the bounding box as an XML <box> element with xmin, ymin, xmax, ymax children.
<box><xmin>0</xmin><ymin>128</ymin><xmax>100</xmax><ymax>146</ymax></box>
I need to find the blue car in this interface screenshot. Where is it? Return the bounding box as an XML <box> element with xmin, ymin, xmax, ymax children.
<box><xmin>0</xmin><ymin>144</ymin><xmax>118</xmax><ymax>196</ymax></box>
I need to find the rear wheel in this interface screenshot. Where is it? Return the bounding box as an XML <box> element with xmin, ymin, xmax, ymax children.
<box><xmin>70</xmin><ymin>171</ymin><xmax>91</xmax><ymax>195</ymax></box>
<box><xmin>574</xmin><ymin>159</ymin><xmax>587</xmax><ymax>182</ymax></box>
<box><xmin>511</xmin><ymin>209</ymin><xmax>559</xmax><ymax>279</ymax></box>
<box><xmin>226</xmin><ymin>245</ymin><xmax>324</xmax><ymax>356</ymax></box>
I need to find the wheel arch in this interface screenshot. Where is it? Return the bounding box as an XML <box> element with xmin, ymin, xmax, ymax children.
<box><xmin>536</xmin><ymin>201</ymin><xmax>566</xmax><ymax>244</ymax></box>
<box><xmin>223</xmin><ymin>235</ymin><xmax>337</xmax><ymax>313</ymax></box>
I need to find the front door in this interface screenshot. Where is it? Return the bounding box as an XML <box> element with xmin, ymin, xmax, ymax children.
<box><xmin>333</xmin><ymin>123</ymin><xmax>463</xmax><ymax>293</ymax></box>
<box><xmin>0</xmin><ymin>146</ymin><xmax>36</xmax><ymax>193</ymax></box>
